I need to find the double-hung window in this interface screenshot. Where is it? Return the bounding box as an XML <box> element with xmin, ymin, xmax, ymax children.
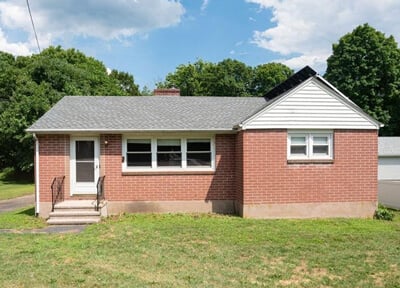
<box><xmin>187</xmin><ymin>139</ymin><xmax>211</xmax><ymax>167</ymax></box>
<box><xmin>157</xmin><ymin>139</ymin><xmax>182</xmax><ymax>167</ymax></box>
<box><xmin>123</xmin><ymin>136</ymin><xmax>215</xmax><ymax>171</ymax></box>
<box><xmin>288</xmin><ymin>131</ymin><xmax>333</xmax><ymax>160</ymax></box>
<box><xmin>126</xmin><ymin>139</ymin><xmax>152</xmax><ymax>167</ymax></box>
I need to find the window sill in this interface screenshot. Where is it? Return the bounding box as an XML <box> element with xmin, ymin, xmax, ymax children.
<box><xmin>122</xmin><ymin>170</ymin><xmax>215</xmax><ymax>176</ymax></box>
<box><xmin>287</xmin><ymin>159</ymin><xmax>334</xmax><ymax>165</ymax></box>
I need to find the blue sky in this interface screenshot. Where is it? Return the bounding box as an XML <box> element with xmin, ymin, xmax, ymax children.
<box><xmin>0</xmin><ymin>0</ymin><xmax>400</xmax><ymax>90</ymax></box>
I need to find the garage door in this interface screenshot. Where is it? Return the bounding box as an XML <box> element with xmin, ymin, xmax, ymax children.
<box><xmin>378</xmin><ymin>157</ymin><xmax>400</xmax><ymax>180</ymax></box>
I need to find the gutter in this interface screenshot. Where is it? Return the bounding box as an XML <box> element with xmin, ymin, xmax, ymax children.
<box><xmin>33</xmin><ymin>133</ymin><xmax>40</xmax><ymax>216</ymax></box>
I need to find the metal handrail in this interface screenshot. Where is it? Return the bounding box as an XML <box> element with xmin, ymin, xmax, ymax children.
<box><xmin>51</xmin><ymin>176</ymin><xmax>65</xmax><ymax>212</ymax></box>
<box><xmin>96</xmin><ymin>176</ymin><xmax>105</xmax><ymax>211</ymax></box>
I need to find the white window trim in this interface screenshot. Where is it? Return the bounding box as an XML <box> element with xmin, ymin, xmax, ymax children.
<box><xmin>287</xmin><ymin>130</ymin><xmax>333</xmax><ymax>160</ymax></box>
<box><xmin>122</xmin><ymin>135</ymin><xmax>216</xmax><ymax>172</ymax></box>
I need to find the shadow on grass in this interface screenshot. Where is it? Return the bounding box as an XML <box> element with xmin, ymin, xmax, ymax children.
<box><xmin>0</xmin><ymin>168</ymin><xmax>33</xmax><ymax>184</ymax></box>
<box><xmin>17</xmin><ymin>207</ymin><xmax>36</xmax><ymax>216</ymax></box>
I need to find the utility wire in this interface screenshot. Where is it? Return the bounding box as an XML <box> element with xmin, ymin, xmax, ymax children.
<box><xmin>26</xmin><ymin>0</ymin><xmax>41</xmax><ymax>53</ymax></box>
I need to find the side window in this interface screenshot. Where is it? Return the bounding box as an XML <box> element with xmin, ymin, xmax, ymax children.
<box><xmin>288</xmin><ymin>132</ymin><xmax>333</xmax><ymax>160</ymax></box>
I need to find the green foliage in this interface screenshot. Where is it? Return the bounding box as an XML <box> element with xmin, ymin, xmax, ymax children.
<box><xmin>0</xmin><ymin>46</ymin><xmax>140</xmax><ymax>173</ymax></box>
<box><xmin>374</xmin><ymin>205</ymin><xmax>395</xmax><ymax>221</ymax></box>
<box><xmin>325</xmin><ymin>24</ymin><xmax>400</xmax><ymax>135</ymax></box>
<box><xmin>109</xmin><ymin>70</ymin><xmax>140</xmax><ymax>95</ymax></box>
<box><xmin>0</xmin><ymin>168</ymin><xmax>34</xmax><ymax>200</ymax></box>
<box><xmin>158</xmin><ymin>59</ymin><xmax>293</xmax><ymax>96</ymax></box>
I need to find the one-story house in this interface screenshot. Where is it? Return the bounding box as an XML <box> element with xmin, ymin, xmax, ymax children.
<box><xmin>27</xmin><ymin>66</ymin><xmax>381</xmax><ymax>221</ymax></box>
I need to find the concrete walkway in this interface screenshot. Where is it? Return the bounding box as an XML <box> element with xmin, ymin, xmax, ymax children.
<box><xmin>0</xmin><ymin>195</ymin><xmax>88</xmax><ymax>234</ymax></box>
<box><xmin>0</xmin><ymin>194</ymin><xmax>35</xmax><ymax>213</ymax></box>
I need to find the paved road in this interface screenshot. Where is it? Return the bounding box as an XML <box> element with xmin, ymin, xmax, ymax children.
<box><xmin>0</xmin><ymin>194</ymin><xmax>35</xmax><ymax>213</ymax></box>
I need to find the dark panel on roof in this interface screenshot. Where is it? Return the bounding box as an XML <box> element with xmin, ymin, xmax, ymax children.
<box><xmin>263</xmin><ymin>66</ymin><xmax>317</xmax><ymax>100</ymax></box>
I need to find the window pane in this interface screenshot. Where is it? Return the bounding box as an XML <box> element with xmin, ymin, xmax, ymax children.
<box><xmin>187</xmin><ymin>153</ymin><xmax>211</xmax><ymax>166</ymax></box>
<box><xmin>127</xmin><ymin>153</ymin><xmax>151</xmax><ymax>167</ymax></box>
<box><xmin>76</xmin><ymin>141</ymin><xmax>94</xmax><ymax>161</ymax></box>
<box><xmin>290</xmin><ymin>145</ymin><xmax>307</xmax><ymax>155</ymax></box>
<box><xmin>157</xmin><ymin>139</ymin><xmax>181</xmax><ymax>152</ymax></box>
<box><xmin>313</xmin><ymin>136</ymin><xmax>328</xmax><ymax>145</ymax></box>
<box><xmin>157</xmin><ymin>153</ymin><xmax>182</xmax><ymax>167</ymax></box>
<box><xmin>291</xmin><ymin>136</ymin><xmax>306</xmax><ymax>145</ymax></box>
<box><xmin>76</xmin><ymin>162</ymin><xmax>94</xmax><ymax>182</ymax></box>
<box><xmin>127</xmin><ymin>140</ymin><xmax>151</xmax><ymax>152</ymax></box>
<box><xmin>187</xmin><ymin>140</ymin><xmax>210</xmax><ymax>152</ymax></box>
<box><xmin>313</xmin><ymin>145</ymin><xmax>329</xmax><ymax>155</ymax></box>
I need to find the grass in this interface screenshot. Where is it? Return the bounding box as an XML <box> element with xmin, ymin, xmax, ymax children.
<box><xmin>0</xmin><ymin>170</ymin><xmax>34</xmax><ymax>200</ymax></box>
<box><xmin>0</xmin><ymin>211</ymin><xmax>399</xmax><ymax>287</ymax></box>
<box><xmin>0</xmin><ymin>206</ymin><xmax>46</xmax><ymax>229</ymax></box>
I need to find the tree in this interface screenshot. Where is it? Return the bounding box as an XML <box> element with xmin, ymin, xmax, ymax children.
<box><xmin>325</xmin><ymin>24</ymin><xmax>400</xmax><ymax>135</ymax></box>
<box><xmin>0</xmin><ymin>51</ymin><xmax>17</xmax><ymax>111</ymax></box>
<box><xmin>0</xmin><ymin>46</ymin><xmax>140</xmax><ymax>174</ymax></box>
<box><xmin>251</xmin><ymin>63</ymin><xmax>293</xmax><ymax>96</ymax></box>
<box><xmin>158</xmin><ymin>59</ymin><xmax>292</xmax><ymax>97</ymax></box>
<box><xmin>109</xmin><ymin>70</ymin><xmax>140</xmax><ymax>95</ymax></box>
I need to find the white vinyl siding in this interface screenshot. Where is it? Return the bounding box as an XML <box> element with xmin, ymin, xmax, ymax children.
<box><xmin>288</xmin><ymin>131</ymin><xmax>333</xmax><ymax>160</ymax></box>
<box><xmin>243</xmin><ymin>79</ymin><xmax>378</xmax><ymax>130</ymax></box>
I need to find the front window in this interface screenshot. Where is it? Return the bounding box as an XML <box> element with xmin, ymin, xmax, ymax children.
<box><xmin>288</xmin><ymin>131</ymin><xmax>333</xmax><ymax>160</ymax></box>
<box><xmin>127</xmin><ymin>139</ymin><xmax>152</xmax><ymax>167</ymax></box>
<box><xmin>123</xmin><ymin>136</ymin><xmax>215</xmax><ymax>172</ymax></box>
<box><xmin>157</xmin><ymin>139</ymin><xmax>182</xmax><ymax>167</ymax></box>
<box><xmin>187</xmin><ymin>139</ymin><xmax>211</xmax><ymax>167</ymax></box>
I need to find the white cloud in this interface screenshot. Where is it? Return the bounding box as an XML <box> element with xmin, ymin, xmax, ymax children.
<box><xmin>246</xmin><ymin>0</ymin><xmax>400</xmax><ymax>71</ymax></box>
<box><xmin>0</xmin><ymin>0</ymin><xmax>185</xmax><ymax>55</ymax></box>
<box><xmin>201</xmin><ymin>0</ymin><xmax>210</xmax><ymax>11</ymax></box>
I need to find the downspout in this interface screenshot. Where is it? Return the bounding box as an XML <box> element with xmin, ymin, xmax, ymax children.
<box><xmin>33</xmin><ymin>133</ymin><xmax>40</xmax><ymax>216</ymax></box>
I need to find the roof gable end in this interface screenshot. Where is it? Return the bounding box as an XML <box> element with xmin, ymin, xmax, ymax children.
<box><xmin>241</xmin><ymin>75</ymin><xmax>381</xmax><ymax>130</ymax></box>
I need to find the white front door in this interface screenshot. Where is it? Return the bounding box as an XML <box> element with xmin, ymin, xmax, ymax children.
<box><xmin>70</xmin><ymin>137</ymin><xmax>100</xmax><ymax>194</ymax></box>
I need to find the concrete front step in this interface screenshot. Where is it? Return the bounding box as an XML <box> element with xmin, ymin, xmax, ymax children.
<box><xmin>49</xmin><ymin>210</ymin><xmax>100</xmax><ymax>217</ymax></box>
<box><xmin>47</xmin><ymin>200</ymin><xmax>101</xmax><ymax>225</ymax></box>
<box><xmin>54</xmin><ymin>200</ymin><xmax>96</xmax><ymax>210</ymax></box>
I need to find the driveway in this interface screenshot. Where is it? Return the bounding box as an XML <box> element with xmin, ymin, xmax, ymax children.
<box><xmin>378</xmin><ymin>181</ymin><xmax>400</xmax><ymax>210</ymax></box>
<box><xmin>0</xmin><ymin>194</ymin><xmax>35</xmax><ymax>214</ymax></box>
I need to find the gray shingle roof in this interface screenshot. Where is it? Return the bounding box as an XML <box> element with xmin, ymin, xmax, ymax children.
<box><xmin>379</xmin><ymin>137</ymin><xmax>400</xmax><ymax>156</ymax></box>
<box><xmin>27</xmin><ymin>96</ymin><xmax>268</xmax><ymax>132</ymax></box>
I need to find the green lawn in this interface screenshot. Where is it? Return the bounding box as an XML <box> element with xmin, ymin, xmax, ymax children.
<box><xmin>0</xmin><ymin>211</ymin><xmax>399</xmax><ymax>287</ymax></box>
<box><xmin>0</xmin><ymin>206</ymin><xmax>46</xmax><ymax>229</ymax></box>
<box><xmin>0</xmin><ymin>171</ymin><xmax>34</xmax><ymax>200</ymax></box>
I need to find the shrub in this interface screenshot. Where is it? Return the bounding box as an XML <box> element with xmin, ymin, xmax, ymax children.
<box><xmin>374</xmin><ymin>205</ymin><xmax>394</xmax><ymax>221</ymax></box>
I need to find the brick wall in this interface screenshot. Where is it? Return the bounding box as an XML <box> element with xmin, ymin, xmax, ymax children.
<box><xmin>38</xmin><ymin>134</ymin><xmax>70</xmax><ymax>202</ymax></box>
<box><xmin>100</xmin><ymin>134</ymin><xmax>236</xmax><ymax>201</ymax></box>
<box><xmin>239</xmin><ymin>129</ymin><xmax>377</xmax><ymax>205</ymax></box>
<box><xmin>37</xmin><ymin>130</ymin><xmax>377</xmax><ymax>211</ymax></box>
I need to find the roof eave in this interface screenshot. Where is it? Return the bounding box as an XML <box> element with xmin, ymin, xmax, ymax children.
<box><xmin>26</xmin><ymin>128</ymin><xmax>237</xmax><ymax>134</ymax></box>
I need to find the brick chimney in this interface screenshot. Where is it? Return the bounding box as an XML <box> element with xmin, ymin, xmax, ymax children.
<box><xmin>153</xmin><ymin>88</ymin><xmax>180</xmax><ymax>96</ymax></box>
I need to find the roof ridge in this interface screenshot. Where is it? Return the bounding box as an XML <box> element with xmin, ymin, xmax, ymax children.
<box><xmin>263</xmin><ymin>65</ymin><xmax>317</xmax><ymax>100</ymax></box>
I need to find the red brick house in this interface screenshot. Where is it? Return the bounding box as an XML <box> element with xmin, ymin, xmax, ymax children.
<box><xmin>27</xmin><ymin>66</ymin><xmax>381</xmax><ymax>222</ymax></box>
